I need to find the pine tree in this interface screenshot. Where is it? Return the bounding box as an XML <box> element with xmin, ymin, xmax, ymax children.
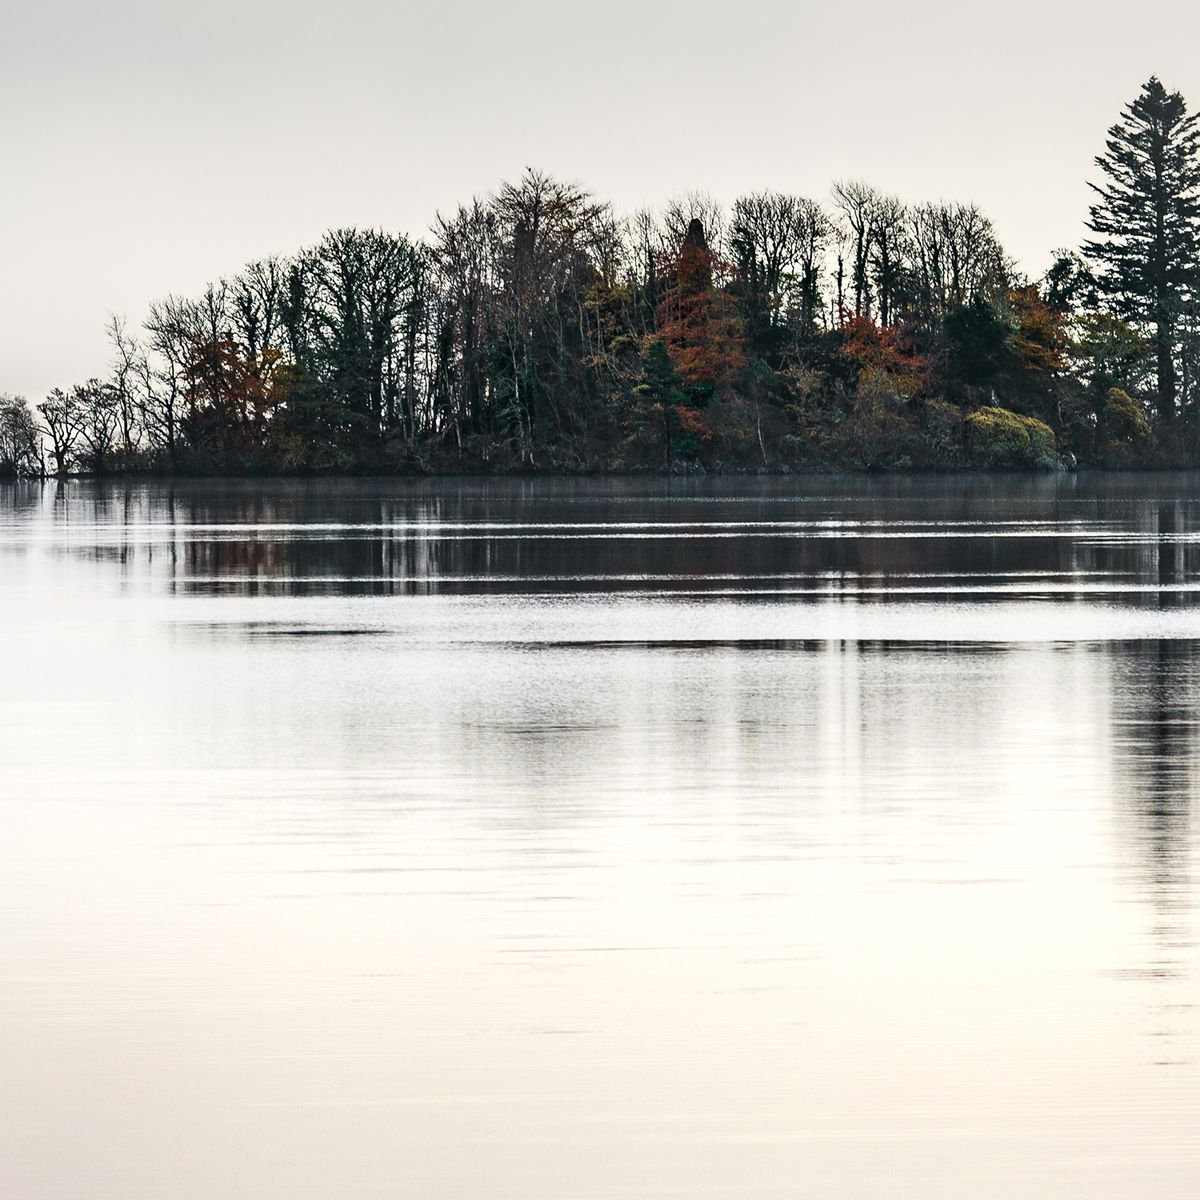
<box><xmin>633</xmin><ymin>338</ymin><xmax>685</xmax><ymax>467</ymax></box>
<box><xmin>1084</xmin><ymin>77</ymin><xmax>1200</xmax><ymax>423</ymax></box>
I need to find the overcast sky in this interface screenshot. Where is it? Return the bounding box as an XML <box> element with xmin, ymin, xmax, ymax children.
<box><xmin>2</xmin><ymin>0</ymin><xmax>1198</xmax><ymax>400</ymax></box>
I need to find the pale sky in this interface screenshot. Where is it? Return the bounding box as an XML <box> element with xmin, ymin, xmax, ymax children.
<box><xmin>3</xmin><ymin>0</ymin><xmax>1198</xmax><ymax>401</ymax></box>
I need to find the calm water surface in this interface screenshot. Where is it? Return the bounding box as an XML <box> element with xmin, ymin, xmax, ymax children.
<box><xmin>2</xmin><ymin>474</ymin><xmax>1199</xmax><ymax>1198</ymax></box>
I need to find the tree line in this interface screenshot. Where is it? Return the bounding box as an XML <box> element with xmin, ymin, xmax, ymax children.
<box><xmin>3</xmin><ymin>76</ymin><xmax>1199</xmax><ymax>479</ymax></box>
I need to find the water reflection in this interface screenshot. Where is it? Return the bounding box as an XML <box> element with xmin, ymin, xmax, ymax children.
<box><xmin>1</xmin><ymin>475</ymin><xmax>1199</xmax><ymax>1200</ymax></box>
<box><xmin>5</xmin><ymin>474</ymin><xmax>1200</xmax><ymax>602</ymax></box>
<box><xmin>1108</xmin><ymin>640</ymin><xmax>1196</xmax><ymax>1067</ymax></box>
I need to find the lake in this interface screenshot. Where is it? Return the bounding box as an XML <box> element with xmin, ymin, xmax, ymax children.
<box><xmin>1</xmin><ymin>473</ymin><xmax>1198</xmax><ymax>1198</ymax></box>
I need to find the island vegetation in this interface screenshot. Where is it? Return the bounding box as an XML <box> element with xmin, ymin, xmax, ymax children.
<box><xmin>3</xmin><ymin>76</ymin><xmax>1200</xmax><ymax>479</ymax></box>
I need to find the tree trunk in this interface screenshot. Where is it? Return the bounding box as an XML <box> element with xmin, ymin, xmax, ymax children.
<box><xmin>1157</xmin><ymin>311</ymin><xmax>1176</xmax><ymax>425</ymax></box>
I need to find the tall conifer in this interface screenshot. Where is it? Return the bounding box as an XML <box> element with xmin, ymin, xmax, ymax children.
<box><xmin>1084</xmin><ymin>77</ymin><xmax>1200</xmax><ymax>422</ymax></box>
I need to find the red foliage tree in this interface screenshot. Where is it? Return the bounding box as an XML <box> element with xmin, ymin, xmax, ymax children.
<box><xmin>838</xmin><ymin>316</ymin><xmax>930</xmax><ymax>395</ymax></box>
<box><xmin>655</xmin><ymin>219</ymin><xmax>746</xmax><ymax>393</ymax></box>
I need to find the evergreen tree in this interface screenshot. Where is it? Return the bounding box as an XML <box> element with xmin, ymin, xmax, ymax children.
<box><xmin>632</xmin><ymin>338</ymin><xmax>685</xmax><ymax>467</ymax></box>
<box><xmin>1084</xmin><ymin>77</ymin><xmax>1200</xmax><ymax>423</ymax></box>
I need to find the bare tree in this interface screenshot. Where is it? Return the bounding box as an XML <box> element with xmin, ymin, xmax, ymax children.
<box><xmin>230</xmin><ymin>258</ymin><xmax>287</xmax><ymax>387</ymax></box>
<box><xmin>908</xmin><ymin>201</ymin><xmax>1008</xmax><ymax>319</ymax></box>
<box><xmin>490</xmin><ymin>169</ymin><xmax>611</xmax><ymax>458</ymax></box>
<box><xmin>870</xmin><ymin>193</ymin><xmax>909</xmax><ymax>327</ymax></box>
<box><xmin>791</xmin><ymin>197</ymin><xmax>835</xmax><ymax>335</ymax></box>
<box><xmin>621</xmin><ymin>208</ymin><xmax>670</xmax><ymax>337</ymax></box>
<box><xmin>39</xmin><ymin>388</ymin><xmax>87</xmax><ymax>475</ymax></box>
<box><xmin>662</xmin><ymin>191</ymin><xmax>726</xmax><ymax>258</ymax></box>
<box><xmin>431</xmin><ymin>199</ymin><xmax>500</xmax><ymax>442</ymax></box>
<box><xmin>106</xmin><ymin>315</ymin><xmax>143</xmax><ymax>454</ymax></box>
<box><xmin>0</xmin><ymin>394</ymin><xmax>43</xmax><ymax>477</ymax></box>
<box><xmin>730</xmin><ymin>192</ymin><xmax>804</xmax><ymax>347</ymax></box>
<box><xmin>295</xmin><ymin>228</ymin><xmax>421</xmax><ymax>441</ymax></box>
<box><xmin>75</xmin><ymin>379</ymin><xmax>121</xmax><ymax>471</ymax></box>
<box><xmin>730</xmin><ymin>191</ymin><xmax>836</xmax><ymax>346</ymax></box>
<box><xmin>833</xmin><ymin>180</ymin><xmax>880</xmax><ymax>321</ymax></box>
<box><xmin>142</xmin><ymin>296</ymin><xmax>193</xmax><ymax>462</ymax></box>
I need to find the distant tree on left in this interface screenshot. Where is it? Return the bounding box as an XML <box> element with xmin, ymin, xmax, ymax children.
<box><xmin>0</xmin><ymin>394</ymin><xmax>42</xmax><ymax>477</ymax></box>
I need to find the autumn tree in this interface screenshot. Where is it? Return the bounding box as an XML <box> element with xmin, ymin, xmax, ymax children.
<box><xmin>1010</xmin><ymin>283</ymin><xmax>1068</xmax><ymax>363</ymax></box>
<box><xmin>1084</xmin><ymin>76</ymin><xmax>1200</xmax><ymax>423</ymax></box>
<box><xmin>656</xmin><ymin>218</ymin><xmax>746</xmax><ymax>400</ymax></box>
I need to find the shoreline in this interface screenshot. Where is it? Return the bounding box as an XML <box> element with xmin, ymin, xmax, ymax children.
<box><xmin>10</xmin><ymin>461</ymin><xmax>1200</xmax><ymax>486</ymax></box>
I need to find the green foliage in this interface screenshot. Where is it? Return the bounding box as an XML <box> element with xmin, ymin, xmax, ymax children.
<box><xmin>624</xmin><ymin>339</ymin><xmax>685</xmax><ymax>466</ymax></box>
<box><xmin>1102</xmin><ymin>388</ymin><xmax>1151</xmax><ymax>442</ymax></box>
<box><xmin>1096</xmin><ymin>387</ymin><xmax>1154</xmax><ymax>466</ymax></box>
<box><xmin>1043</xmin><ymin>251</ymin><xmax>1094</xmax><ymax>313</ymax></box>
<box><xmin>918</xmin><ymin>399</ymin><xmax>966</xmax><ymax>466</ymax></box>
<box><xmin>635</xmin><ymin>339</ymin><xmax>683</xmax><ymax>406</ymax></box>
<box><xmin>1084</xmin><ymin>77</ymin><xmax>1200</xmax><ymax>418</ymax></box>
<box><xmin>944</xmin><ymin>295</ymin><xmax>1011</xmax><ymax>395</ymax></box>
<box><xmin>833</xmin><ymin>367</ymin><xmax>914</xmax><ymax>469</ymax></box>
<box><xmin>1072</xmin><ymin>313</ymin><xmax>1150</xmax><ymax>396</ymax></box>
<box><xmin>965</xmin><ymin>406</ymin><xmax>1057</xmax><ymax>468</ymax></box>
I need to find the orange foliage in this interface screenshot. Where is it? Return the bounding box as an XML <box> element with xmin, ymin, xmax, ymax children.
<box><xmin>656</xmin><ymin>232</ymin><xmax>746</xmax><ymax>390</ymax></box>
<box><xmin>839</xmin><ymin>316</ymin><xmax>929</xmax><ymax>394</ymax></box>
<box><xmin>185</xmin><ymin>339</ymin><xmax>287</xmax><ymax>451</ymax></box>
<box><xmin>1007</xmin><ymin>285</ymin><xmax>1068</xmax><ymax>376</ymax></box>
<box><xmin>673</xmin><ymin>403</ymin><xmax>715</xmax><ymax>443</ymax></box>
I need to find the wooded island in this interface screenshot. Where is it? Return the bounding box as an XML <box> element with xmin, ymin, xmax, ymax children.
<box><xmin>3</xmin><ymin>77</ymin><xmax>1199</xmax><ymax>478</ymax></box>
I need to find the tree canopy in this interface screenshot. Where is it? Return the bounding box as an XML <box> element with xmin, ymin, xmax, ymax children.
<box><xmin>8</xmin><ymin>84</ymin><xmax>1200</xmax><ymax>479</ymax></box>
